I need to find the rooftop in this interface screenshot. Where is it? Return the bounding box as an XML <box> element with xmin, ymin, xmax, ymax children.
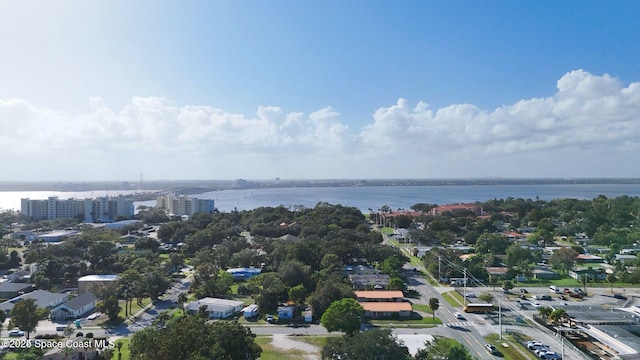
<box><xmin>355</xmin><ymin>290</ymin><xmax>405</xmax><ymax>300</ymax></box>
<box><xmin>78</xmin><ymin>275</ymin><xmax>118</xmax><ymax>282</ymax></box>
<box><xmin>359</xmin><ymin>302</ymin><xmax>412</xmax><ymax>312</ymax></box>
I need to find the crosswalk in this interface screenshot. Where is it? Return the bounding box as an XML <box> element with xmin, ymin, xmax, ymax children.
<box><xmin>443</xmin><ymin>321</ymin><xmax>475</xmax><ymax>327</ymax></box>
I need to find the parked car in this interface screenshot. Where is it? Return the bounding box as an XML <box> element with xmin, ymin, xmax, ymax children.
<box><xmin>485</xmin><ymin>343</ymin><xmax>498</xmax><ymax>354</ymax></box>
<box><xmin>529</xmin><ymin>343</ymin><xmax>547</xmax><ymax>350</ymax></box>
<box><xmin>8</xmin><ymin>330</ymin><xmax>25</xmax><ymax>337</ymax></box>
<box><xmin>531</xmin><ymin>302</ymin><xmax>542</xmax><ymax>308</ymax></box>
<box><xmin>613</xmin><ymin>294</ymin><xmax>627</xmax><ymax>300</ymax></box>
<box><xmin>558</xmin><ymin>295</ymin><xmax>567</xmax><ymax>300</ymax></box>
<box><xmin>543</xmin><ymin>352</ymin><xmax>562</xmax><ymax>360</ymax></box>
<box><xmin>465</xmin><ymin>292</ymin><xmax>477</xmax><ymax>298</ymax></box>
<box><xmin>266</xmin><ymin>315</ymin><xmax>274</xmax><ymax>323</ymax></box>
<box><xmin>535</xmin><ymin>346</ymin><xmax>550</xmax><ymax>356</ymax></box>
<box><xmin>520</xmin><ymin>288</ymin><xmax>528</xmax><ymax>293</ymax></box>
<box><xmin>527</xmin><ymin>341</ymin><xmax>543</xmax><ymax>349</ymax></box>
<box><xmin>526</xmin><ymin>340</ymin><xmax>542</xmax><ymax>347</ymax></box>
<box><xmin>564</xmin><ymin>288</ymin><xmax>571</xmax><ymax>294</ymax></box>
<box><xmin>570</xmin><ymin>293</ymin><xmax>583</xmax><ymax>299</ymax></box>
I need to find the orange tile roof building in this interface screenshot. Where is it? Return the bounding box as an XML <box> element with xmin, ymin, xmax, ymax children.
<box><xmin>355</xmin><ymin>290</ymin><xmax>405</xmax><ymax>302</ymax></box>
<box><xmin>359</xmin><ymin>302</ymin><xmax>412</xmax><ymax>318</ymax></box>
<box><xmin>430</xmin><ymin>204</ymin><xmax>484</xmax><ymax>216</ymax></box>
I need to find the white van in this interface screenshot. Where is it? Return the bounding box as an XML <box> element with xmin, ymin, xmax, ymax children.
<box><xmin>549</xmin><ymin>285</ymin><xmax>560</xmax><ymax>294</ymax></box>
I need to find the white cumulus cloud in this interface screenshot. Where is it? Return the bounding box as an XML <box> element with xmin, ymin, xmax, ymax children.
<box><xmin>1</xmin><ymin>70</ymin><xmax>639</xmax><ymax>180</ymax></box>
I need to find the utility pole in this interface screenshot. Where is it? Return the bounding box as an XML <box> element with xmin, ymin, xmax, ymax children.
<box><xmin>499</xmin><ymin>299</ymin><xmax>502</xmax><ymax>340</ymax></box>
<box><xmin>438</xmin><ymin>256</ymin><xmax>441</xmax><ymax>284</ymax></box>
<box><xmin>463</xmin><ymin>268</ymin><xmax>467</xmax><ymax>306</ymax></box>
<box><xmin>561</xmin><ymin>337</ymin><xmax>565</xmax><ymax>360</ymax></box>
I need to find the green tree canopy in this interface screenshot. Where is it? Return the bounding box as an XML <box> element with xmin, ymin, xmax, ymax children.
<box><xmin>428</xmin><ymin>297</ymin><xmax>440</xmax><ymax>320</ymax></box>
<box><xmin>9</xmin><ymin>298</ymin><xmax>50</xmax><ymax>339</ymax></box>
<box><xmin>415</xmin><ymin>337</ymin><xmax>473</xmax><ymax>360</ymax></box>
<box><xmin>320</xmin><ymin>298</ymin><xmax>364</xmax><ymax>336</ymax></box>
<box><xmin>321</xmin><ymin>328</ymin><xmax>411</xmax><ymax>360</ymax></box>
<box><xmin>129</xmin><ymin>316</ymin><xmax>261</xmax><ymax>360</ymax></box>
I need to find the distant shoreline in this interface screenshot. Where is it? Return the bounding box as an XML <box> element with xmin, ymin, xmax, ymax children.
<box><xmin>1</xmin><ymin>178</ymin><xmax>640</xmax><ymax>193</ymax></box>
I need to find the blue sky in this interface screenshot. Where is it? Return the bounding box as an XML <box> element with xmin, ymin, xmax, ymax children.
<box><xmin>1</xmin><ymin>1</ymin><xmax>640</xmax><ymax>181</ymax></box>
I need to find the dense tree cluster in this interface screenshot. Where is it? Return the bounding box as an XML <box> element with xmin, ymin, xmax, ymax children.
<box><xmin>156</xmin><ymin>202</ymin><xmax>402</xmax><ymax>317</ymax></box>
<box><xmin>129</xmin><ymin>315</ymin><xmax>261</xmax><ymax>360</ymax></box>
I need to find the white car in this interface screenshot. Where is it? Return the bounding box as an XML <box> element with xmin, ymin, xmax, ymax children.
<box><xmin>535</xmin><ymin>346</ymin><xmax>550</xmax><ymax>356</ymax></box>
<box><xmin>527</xmin><ymin>341</ymin><xmax>543</xmax><ymax>349</ymax></box>
<box><xmin>8</xmin><ymin>330</ymin><xmax>25</xmax><ymax>337</ymax></box>
<box><xmin>87</xmin><ymin>312</ymin><xmax>101</xmax><ymax>320</ymax></box>
<box><xmin>454</xmin><ymin>312</ymin><xmax>464</xmax><ymax>319</ymax></box>
<box><xmin>529</xmin><ymin>343</ymin><xmax>547</xmax><ymax>351</ymax></box>
<box><xmin>465</xmin><ymin>293</ymin><xmax>476</xmax><ymax>298</ymax></box>
<box><xmin>531</xmin><ymin>301</ymin><xmax>542</xmax><ymax>308</ymax></box>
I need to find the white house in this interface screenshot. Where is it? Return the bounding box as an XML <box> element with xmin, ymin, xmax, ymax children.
<box><xmin>242</xmin><ymin>304</ymin><xmax>259</xmax><ymax>319</ymax></box>
<box><xmin>51</xmin><ymin>292</ymin><xmax>97</xmax><ymax>320</ymax></box>
<box><xmin>277</xmin><ymin>306</ymin><xmax>295</xmax><ymax>319</ymax></box>
<box><xmin>184</xmin><ymin>298</ymin><xmax>244</xmax><ymax>319</ymax></box>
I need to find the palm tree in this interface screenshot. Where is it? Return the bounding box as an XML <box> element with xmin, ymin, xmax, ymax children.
<box><xmin>607</xmin><ymin>273</ymin><xmax>617</xmax><ymax>293</ymax></box>
<box><xmin>537</xmin><ymin>306</ymin><xmax>552</xmax><ymax>324</ymax></box>
<box><xmin>428</xmin><ymin>297</ymin><xmax>440</xmax><ymax>320</ymax></box>
<box><xmin>549</xmin><ymin>308</ymin><xmax>567</xmax><ymax>326</ymax></box>
<box><xmin>177</xmin><ymin>292</ymin><xmax>188</xmax><ymax>314</ymax></box>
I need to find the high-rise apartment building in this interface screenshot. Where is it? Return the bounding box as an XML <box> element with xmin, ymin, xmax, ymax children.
<box><xmin>21</xmin><ymin>195</ymin><xmax>134</xmax><ymax>222</ymax></box>
<box><xmin>156</xmin><ymin>193</ymin><xmax>215</xmax><ymax>216</ymax></box>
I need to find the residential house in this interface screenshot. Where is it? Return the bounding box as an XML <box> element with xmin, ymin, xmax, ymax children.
<box><xmin>0</xmin><ymin>289</ymin><xmax>67</xmax><ymax>315</ymax></box>
<box><xmin>485</xmin><ymin>267</ymin><xmax>509</xmax><ymax>278</ymax></box>
<box><xmin>184</xmin><ymin>298</ymin><xmax>244</xmax><ymax>319</ymax></box>
<box><xmin>242</xmin><ymin>304</ymin><xmax>259</xmax><ymax>319</ymax></box>
<box><xmin>277</xmin><ymin>306</ymin><xmax>295</xmax><ymax>319</ymax></box>
<box><xmin>392</xmin><ymin>228</ymin><xmax>411</xmax><ymax>243</ymax></box>
<box><xmin>532</xmin><ymin>268</ymin><xmax>559</xmax><ymax>280</ymax></box>
<box><xmin>576</xmin><ymin>254</ymin><xmax>604</xmax><ymax>264</ymax></box>
<box><xmin>41</xmin><ymin>336</ymin><xmax>110</xmax><ymax>360</ymax></box>
<box><xmin>569</xmin><ymin>267</ymin><xmax>607</xmax><ymax>281</ymax></box>
<box><xmin>226</xmin><ymin>268</ymin><xmax>262</xmax><ymax>280</ymax></box>
<box><xmin>0</xmin><ymin>283</ymin><xmax>34</xmax><ymax>299</ymax></box>
<box><xmin>51</xmin><ymin>292</ymin><xmax>97</xmax><ymax>320</ymax></box>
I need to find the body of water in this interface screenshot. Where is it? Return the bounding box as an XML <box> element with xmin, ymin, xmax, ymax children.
<box><xmin>133</xmin><ymin>183</ymin><xmax>640</xmax><ymax>213</ymax></box>
<box><xmin>3</xmin><ymin>184</ymin><xmax>640</xmax><ymax>214</ymax></box>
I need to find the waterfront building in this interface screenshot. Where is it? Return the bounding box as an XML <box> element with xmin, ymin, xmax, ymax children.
<box><xmin>20</xmin><ymin>195</ymin><xmax>134</xmax><ymax>223</ymax></box>
<box><xmin>156</xmin><ymin>193</ymin><xmax>215</xmax><ymax>216</ymax></box>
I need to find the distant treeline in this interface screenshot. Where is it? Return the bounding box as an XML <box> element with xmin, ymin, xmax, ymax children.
<box><xmin>2</xmin><ymin>177</ymin><xmax>640</xmax><ymax>192</ymax></box>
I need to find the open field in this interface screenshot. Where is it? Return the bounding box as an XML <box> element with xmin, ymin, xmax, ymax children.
<box><xmin>441</xmin><ymin>290</ymin><xmax>464</xmax><ymax>307</ymax></box>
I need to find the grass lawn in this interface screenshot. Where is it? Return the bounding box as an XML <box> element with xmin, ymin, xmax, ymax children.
<box><xmin>441</xmin><ymin>290</ymin><xmax>463</xmax><ymax>307</ymax></box>
<box><xmin>368</xmin><ymin>313</ymin><xmax>441</xmax><ymax>326</ymax></box>
<box><xmin>485</xmin><ymin>334</ymin><xmax>537</xmax><ymax>360</ymax></box>
<box><xmin>412</xmin><ymin>303</ymin><xmax>434</xmax><ymax>313</ymax></box>
<box><xmin>380</xmin><ymin>227</ymin><xmax>394</xmax><ymax>235</ymax></box>
<box><xmin>110</xmin><ymin>338</ymin><xmax>131</xmax><ymax>360</ymax></box>
<box><xmin>119</xmin><ymin>297</ymin><xmax>152</xmax><ymax>321</ymax></box>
